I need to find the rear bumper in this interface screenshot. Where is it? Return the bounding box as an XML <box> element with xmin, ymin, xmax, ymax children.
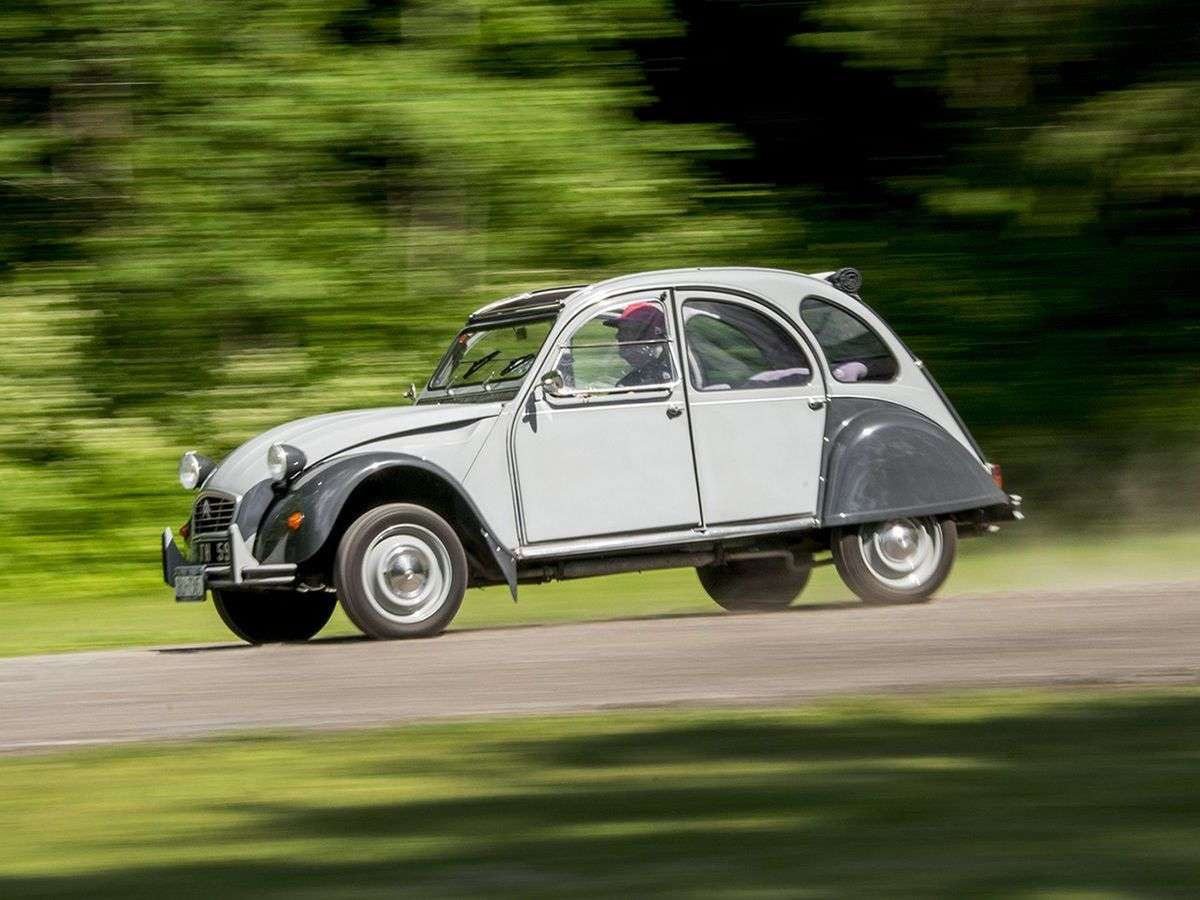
<box><xmin>989</xmin><ymin>493</ymin><xmax>1025</xmax><ymax>523</ymax></box>
<box><xmin>957</xmin><ymin>494</ymin><xmax>1024</xmax><ymax>536</ymax></box>
<box><xmin>161</xmin><ymin>525</ymin><xmax>298</xmax><ymax>593</ymax></box>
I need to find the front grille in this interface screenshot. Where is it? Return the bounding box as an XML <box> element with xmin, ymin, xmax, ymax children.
<box><xmin>192</xmin><ymin>493</ymin><xmax>237</xmax><ymax>536</ymax></box>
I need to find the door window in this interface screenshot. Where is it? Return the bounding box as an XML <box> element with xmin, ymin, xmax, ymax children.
<box><xmin>800</xmin><ymin>297</ymin><xmax>899</xmax><ymax>383</ymax></box>
<box><xmin>558</xmin><ymin>298</ymin><xmax>675</xmax><ymax>391</ymax></box>
<box><xmin>682</xmin><ymin>300</ymin><xmax>812</xmax><ymax>391</ymax></box>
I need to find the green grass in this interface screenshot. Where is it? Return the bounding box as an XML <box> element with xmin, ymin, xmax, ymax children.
<box><xmin>2</xmin><ymin>689</ymin><xmax>1199</xmax><ymax>897</ymax></box>
<box><xmin>2</xmin><ymin>526</ymin><xmax>1199</xmax><ymax>657</ymax></box>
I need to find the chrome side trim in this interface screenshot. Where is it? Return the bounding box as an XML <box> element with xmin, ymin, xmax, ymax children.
<box><xmin>543</xmin><ymin>380</ymin><xmax>679</xmax><ymax>403</ymax></box>
<box><xmin>515</xmin><ymin>515</ymin><xmax>820</xmax><ymax>561</ymax></box>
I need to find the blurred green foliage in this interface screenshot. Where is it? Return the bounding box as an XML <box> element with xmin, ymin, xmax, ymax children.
<box><xmin>1</xmin><ymin>0</ymin><xmax>1197</xmax><ymax>595</ymax></box>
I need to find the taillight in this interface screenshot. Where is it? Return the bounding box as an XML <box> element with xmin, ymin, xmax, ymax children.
<box><xmin>988</xmin><ymin>463</ymin><xmax>1003</xmax><ymax>489</ymax></box>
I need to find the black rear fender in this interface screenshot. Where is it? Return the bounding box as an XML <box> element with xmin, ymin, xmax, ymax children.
<box><xmin>821</xmin><ymin>398</ymin><xmax>1008</xmax><ymax>527</ymax></box>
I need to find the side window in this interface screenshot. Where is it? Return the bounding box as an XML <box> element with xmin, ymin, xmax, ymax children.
<box><xmin>800</xmin><ymin>296</ymin><xmax>899</xmax><ymax>383</ymax></box>
<box><xmin>682</xmin><ymin>300</ymin><xmax>812</xmax><ymax>391</ymax></box>
<box><xmin>557</xmin><ymin>298</ymin><xmax>675</xmax><ymax>391</ymax></box>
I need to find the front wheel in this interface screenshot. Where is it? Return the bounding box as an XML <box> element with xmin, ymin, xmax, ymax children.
<box><xmin>335</xmin><ymin>503</ymin><xmax>468</xmax><ymax>640</ymax></box>
<box><xmin>212</xmin><ymin>589</ymin><xmax>337</xmax><ymax>644</ymax></box>
<box><xmin>832</xmin><ymin>516</ymin><xmax>957</xmax><ymax>605</ymax></box>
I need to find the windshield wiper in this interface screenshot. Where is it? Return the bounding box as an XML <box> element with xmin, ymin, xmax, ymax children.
<box><xmin>495</xmin><ymin>352</ymin><xmax>537</xmax><ymax>378</ymax></box>
<box><xmin>455</xmin><ymin>350</ymin><xmax>500</xmax><ymax>384</ymax></box>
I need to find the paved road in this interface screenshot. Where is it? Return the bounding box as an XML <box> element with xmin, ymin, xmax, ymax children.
<box><xmin>2</xmin><ymin>582</ymin><xmax>1198</xmax><ymax>752</ymax></box>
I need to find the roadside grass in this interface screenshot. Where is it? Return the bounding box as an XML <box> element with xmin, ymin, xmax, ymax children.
<box><xmin>2</xmin><ymin>689</ymin><xmax>1199</xmax><ymax>897</ymax></box>
<box><xmin>1</xmin><ymin>525</ymin><xmax>1199</xmax><ymax>657</ymax></box>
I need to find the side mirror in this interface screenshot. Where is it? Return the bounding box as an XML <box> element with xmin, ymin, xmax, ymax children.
<box><xmin>540</xmin><ymin>370</ymin><xmax>567</xmax><ymax>397</ymax></box>
<box><xmin>404</xmin><ymin>383</ymin><xmax>418</xmax><ymax>402</ymax></box>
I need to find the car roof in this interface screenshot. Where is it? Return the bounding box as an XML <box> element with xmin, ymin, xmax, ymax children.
<box><xmin>468</xmin><ymin>267</ymin><xmax>866</xmax><ymax>324</ymax></box>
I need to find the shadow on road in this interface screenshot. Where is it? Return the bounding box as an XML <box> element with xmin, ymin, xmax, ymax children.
<box><xmin>155</xmin><ymin>634</ymin><xmax>372</xmax><ymax>654</ymax></box>
<box><xmin>154</xmin><ymin>600</ymin><xmax>866</xmax><ymax>654</ymax></box>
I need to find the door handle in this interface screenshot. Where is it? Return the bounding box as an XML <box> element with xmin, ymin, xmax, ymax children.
<box><xmin>666</xmin><ymin>402</ymin><xmax>684</xmax><ymax>419</ymax></box>
<box><xmin>807</xmin><ymin>397</ymin><xmax>826</xmax><ymax>410</ymax></box>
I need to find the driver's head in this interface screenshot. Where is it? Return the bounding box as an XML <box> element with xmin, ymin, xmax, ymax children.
<box><xmin>606</xmin><ymin>302</ymin><xmax>667</xmax><ymax>366</ymax></box>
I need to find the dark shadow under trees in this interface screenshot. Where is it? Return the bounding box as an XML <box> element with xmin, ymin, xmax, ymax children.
<box><xmin>5</xmin><ymin>692</ymin><xmax>1200</xmax><ymax>897</ymax></box>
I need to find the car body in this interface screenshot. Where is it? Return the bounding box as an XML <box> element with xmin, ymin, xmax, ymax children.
<box><xmin>163</xmin><ymin>266</ymin><xmax>1022</xmax><ymax>643</ymax></box>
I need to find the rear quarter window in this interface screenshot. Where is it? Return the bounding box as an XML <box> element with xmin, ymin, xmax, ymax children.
<box><xmin>800</xmin><ymin>296</ymin><xmax>899</xmax><ymax>383</ymax></box>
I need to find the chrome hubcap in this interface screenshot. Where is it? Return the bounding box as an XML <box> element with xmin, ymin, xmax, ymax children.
<box><xmin>858</xmin><ymin>517</ymin><xmax>942</xmax><ymax>589</ymax></box>
<box><xmin>361</xmin><ymin>524</ymin><xmax>451</xmax><ymax>624</ymax></box>
<box><xmin>876</xmin><ymin>521</ymin><xmax>921</xmax><ymax>569</ymax></box>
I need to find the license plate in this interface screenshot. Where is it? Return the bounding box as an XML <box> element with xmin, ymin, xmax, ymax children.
<box><xmin>194</xmin><ymin>540</ymin><xmax>231</xmax><ymax>565</ymax></box>
<box><xmin>174</xmin><ymin>565</ymin><xmax>207</xmax><ymax>602</ymax></box>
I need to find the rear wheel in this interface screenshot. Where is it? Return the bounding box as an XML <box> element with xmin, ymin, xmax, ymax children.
<box><xmin>696</xmin><ymin>555</ymin><xmax>812</xmax><ymax>611</ymax></box>
<box><xmin>832</xmin><ymin>516</ymin><xmax>957</xmax><ymax>605</ymax></box>
<box><xmin>335</xmin><ymin>503</ymin><xmax>468</xmax><ymax>640</ymax></box>
<box><xmin>212</xmin><ymin>589</ymin><xmax>336</xmax><ymax>644</ymax></box>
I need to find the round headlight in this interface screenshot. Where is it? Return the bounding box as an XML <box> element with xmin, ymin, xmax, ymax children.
<box><xmin>267</xmin><ymin>444</ymin><xmax>287</xmax><ymax>481</ymax></box>
<box><xmin>267</xmin><ymin>443</ymin><xmax>306</xmax><ymax>483</ymax></box>
<box><xmin>179</xmin><ymin>451</ymin><xmax>215</xmax><ymax>491</ymax></box>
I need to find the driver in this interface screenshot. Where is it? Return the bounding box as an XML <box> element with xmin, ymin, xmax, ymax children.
<box><xmin>605</xmin><ymin>301</ymin><xmax>672</xmax><ymax>387</ymax></box>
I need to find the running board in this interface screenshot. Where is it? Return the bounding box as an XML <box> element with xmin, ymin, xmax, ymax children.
<box><xmin>516</xmin><ymin>515</ymin><xmax>819</xmax><ymax>562</ymax></box>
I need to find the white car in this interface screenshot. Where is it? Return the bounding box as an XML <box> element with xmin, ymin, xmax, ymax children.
<box><xmin>163</xmin><ymin>267</ymin><xmax>1021</xmax><ymax>644</ymax></box>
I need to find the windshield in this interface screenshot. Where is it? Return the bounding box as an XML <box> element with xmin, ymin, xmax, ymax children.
<box><xmin>428</xmin><ymin>317</ymin><xmax>555</xmax><ymax>394</ymax></box>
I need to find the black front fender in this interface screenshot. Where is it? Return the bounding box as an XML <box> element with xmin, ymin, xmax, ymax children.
<box><xmin>822</xmin><ymin>398</ymin><xmax>1007</xmax><ymax>526</ymax></box>
<box><xmin>254</xmin><ymin>453</ymin><xmax>517</xmax><ymax>597</ymax></box>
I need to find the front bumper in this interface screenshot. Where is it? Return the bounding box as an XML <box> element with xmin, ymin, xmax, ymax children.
<box><xmin>161</xmin><ymin>524</ymin><xmax>298</xmax><ymax>597</ymax></box>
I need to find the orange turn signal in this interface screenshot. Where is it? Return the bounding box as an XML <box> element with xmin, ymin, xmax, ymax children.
<box><xmin>286</xmin><ymin>511</ymin><xmax>305</xmax><ymax>532</ymax></box>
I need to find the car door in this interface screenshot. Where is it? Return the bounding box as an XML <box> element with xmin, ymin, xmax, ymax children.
<box><xmin>677</xmin><ymin>291</ymin><xmax>827</xmax><ymax>525</ymax></box>
<box><xmin>512</xmin><ymin>293</ymin><xmax>701</xmax><ymax>544</ymax></box>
